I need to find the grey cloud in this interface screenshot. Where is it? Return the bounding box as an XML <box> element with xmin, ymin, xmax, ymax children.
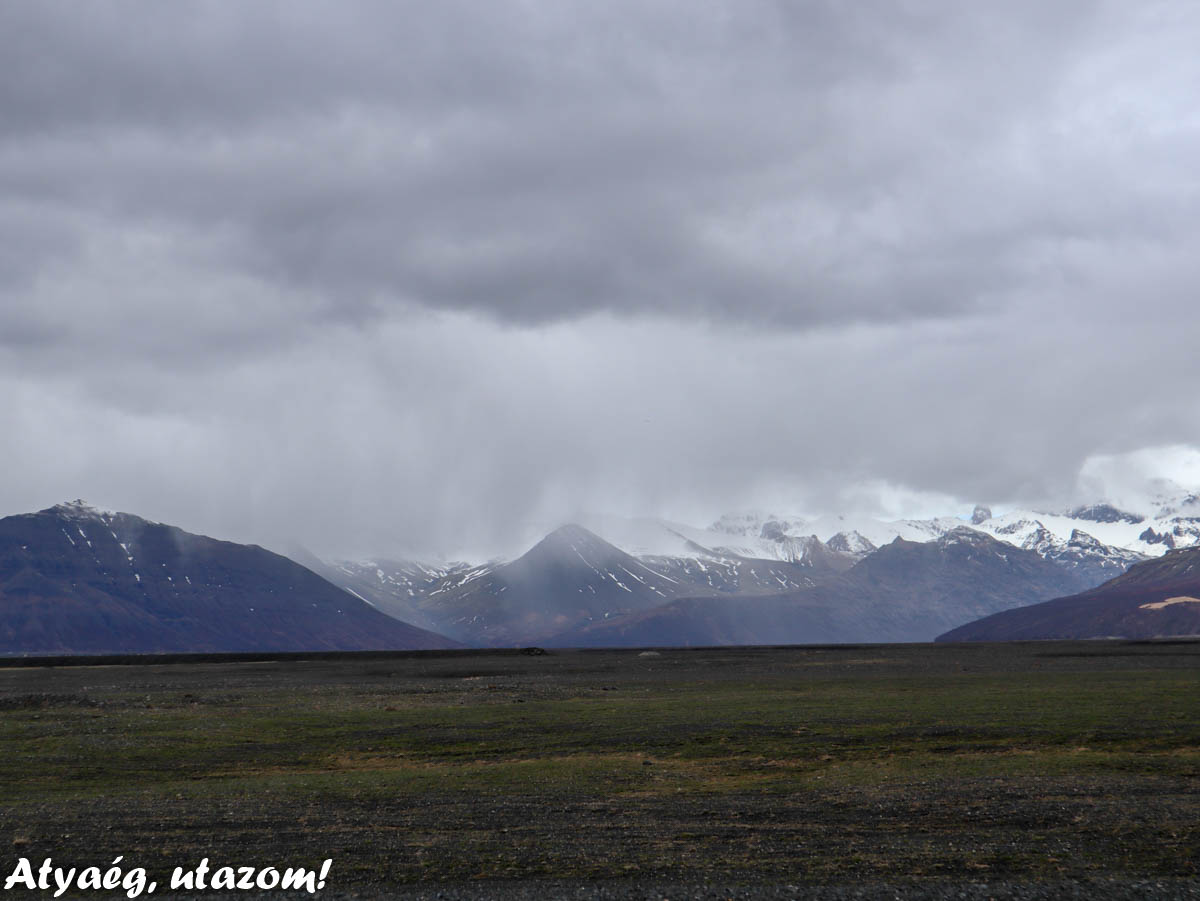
<box><xmin>6</xmin><ymin>306</ymin><xmax>1197</xmax><ymax>558</ymax></box>
<box><xmin>2</xmin><ymin>2</ymin><xmax>1200</xmax><ymax>556</ymax></box>
<box><xmin>1</xmin><ymin>0</ymin><xmax>1135</xmax><ymax>332</ymax></box>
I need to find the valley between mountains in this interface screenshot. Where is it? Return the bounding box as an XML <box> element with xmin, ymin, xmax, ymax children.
<box><xmin>4</xmin><ymin>492</ymin><xmax>1200</xmax><ymax>655</ymax></box>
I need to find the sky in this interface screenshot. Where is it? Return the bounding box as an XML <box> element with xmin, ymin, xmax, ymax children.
<box><xmin>2</xmin><ymin>1</ymin><xmax>1199</xmax><ymax>559</ymax></box>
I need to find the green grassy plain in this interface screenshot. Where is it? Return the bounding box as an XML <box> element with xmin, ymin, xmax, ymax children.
<box><xmin>0</xmin><ymin>642</ymin><xmax>1197</xmax><ymax>890</ymax></box>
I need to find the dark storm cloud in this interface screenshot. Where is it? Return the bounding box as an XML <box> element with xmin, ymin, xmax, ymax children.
<box><xmin>3</xmin><ymin>1</ymin><xmax>1200</xmax><ymax>556</ymax></box>
<box><xmin>1</xmin><ymin>0</ymin><xmax>1112</xmax><ymax>330</ymax></box>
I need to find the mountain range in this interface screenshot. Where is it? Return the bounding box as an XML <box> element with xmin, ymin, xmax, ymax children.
<box><xmin>305</xmin><ymin>523</ymin><xmax>859</xmax><ymax>646</ymax></box>
<box><xmin>3</xmin><ymin>488</ymin><xmax>1200</xmax><ymax>655</ymax></box>
<box><xmin>549</xmin><ymin>527</ymin><xmax>1096</xmax><ymax>647</ymax></box>
<box><xmin>315</xmin><ymin>491</ymin><xmax>1196</xmax><ymax>646</ymax></box>
<box><xmin>574</xmin><ymin>500</ymin><xmax>1181</xmax><ymax>578</ymax></box>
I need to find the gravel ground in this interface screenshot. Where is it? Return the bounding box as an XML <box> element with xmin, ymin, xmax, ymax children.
<box><xmin>172</xmin><ymin>878</ymin><xmax>1200</xmax><ymax>900</ymax></box>
<box><xmin>2</xmin><ymin>643</ymin><xmax>1197</xmax><ymax>898</ymax></box>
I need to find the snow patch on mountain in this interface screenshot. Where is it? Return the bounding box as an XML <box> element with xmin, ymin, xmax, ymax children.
<box><xmin>581</xmin><ymin>513</ymin><xmax>891</xmax><ymax>563</ymax></box>
<box><xmin>826</xmin><ymin>531</ymin><xmax>877</xmax><ymax>556</ymax></box>
<box><xmin>52</xmin><ymin>499</ymin><xmax>120</xmax><ymax>523</ymax></box>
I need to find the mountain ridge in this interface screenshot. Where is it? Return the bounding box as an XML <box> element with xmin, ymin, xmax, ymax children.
<box><xmin>397</xmin><ymin>523</ymin><xmax>858</xmax><ymax>646</ymax></box>
<box><xmin>549</xmin><ymin>526</ymin><xmax>1100</xmax><ymax>647</ymax></box>
<box><xmin>0</xmin><ymin>502</ymin><xmax>459</xmax><ymax>654</ymax></box>
<box><xmin>9</xmin><ymin>487</ymin><xmax>1198</xmax><ymax>653</ymax></box>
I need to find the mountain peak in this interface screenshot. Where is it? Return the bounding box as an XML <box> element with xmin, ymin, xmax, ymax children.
<box><xmin>1067</xmin><ymin>528</ymin><xmax>1105</xmax><ymax>550</ymax></box>
<box><xmin>521</xmin><ymin>523</ymin><xmax>632</xmax><ymax>568</ymax></box>
<box><xmin>1063</xmin><ymin>503</ymin><xmax>1144</xmax><ymax>525</ymax></box>
<box><xmin>709</xmin><ymin>511</ymin><xmax>801</xmax><ymax>538</ymax></box>
<box><xmin>938</xmin><ymin>526</ymin><xmax>996</xmax><ymax>547</ymax></box>
<box><xmin>540</xmin><ymin>522</ymin><xmax>609</xmax><ymax>548</ymax></box>
<box><xmin>826</xmin><ymin>530</ymin><xmax>876</xmax><ymax>556</ymax></box>
<box><xmin>48</xmin><ymin>499</ymin><xmax>115</xmax><ymax>521</ymax></box>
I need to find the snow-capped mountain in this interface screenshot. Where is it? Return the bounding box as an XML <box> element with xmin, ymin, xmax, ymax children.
<box><xmin>979</xmin><ymin>507</ymin><xmax>1194</xmax><ymax>560</ymax></box>
<box><xmin>301</xmin><ymin>556</ymin><xmax>480</xmax><ymax>636</ymax></box>
<box><xmin>577</xmin><ymin>485</ymin><xmax>1200</xmax><ymax>574</ymax></box>
<box><xmin>318</xmin><ymin>539</ymin><xmax>862</xmax><ymax>647</ymax></box>
<box><xmin>1013</xmin><ymin>525</ymin><xmax>1146</xmax><ymax>586</ymax></box>
<box><xmin>575</xmin><ymin>512</ymin><xmax>878</xmax><ymax>564</ymax></box>
<box><xmin>554</xmin><ymin>527</ymin><xmax>1099</xmax><ymax>648</ymax></box>
<box><xmin>372</xmin><ymin>524</ymin><xmax>860</xmax><ymax>646</ymax></box>
<box><xmin>307</xmin><ymin>484</ymin><xmax>1199</xmax><ymax>647</ymax></box>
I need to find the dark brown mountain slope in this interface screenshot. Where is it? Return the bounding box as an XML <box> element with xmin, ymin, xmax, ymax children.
<box><xmin>938</xmin><ymin>544</ymin><xmax>1200</xmax><ymax>641</ymax></box>
<box><xmin>0</xmin><ymin>502</ymin><xmax>459</xmax><ymax>654</ymax></box>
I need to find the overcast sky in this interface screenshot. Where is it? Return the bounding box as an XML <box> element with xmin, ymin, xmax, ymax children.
<box><xmin>3</xmin><ymin>1</ymin><xmax>1199</xmax><ymax>559</ymax></box>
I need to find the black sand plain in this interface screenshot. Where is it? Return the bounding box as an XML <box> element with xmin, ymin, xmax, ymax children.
<box><xmin>0</xmin><ymin>641</ymin><xmax>1197</xmax><ymax>899</ymax></box>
